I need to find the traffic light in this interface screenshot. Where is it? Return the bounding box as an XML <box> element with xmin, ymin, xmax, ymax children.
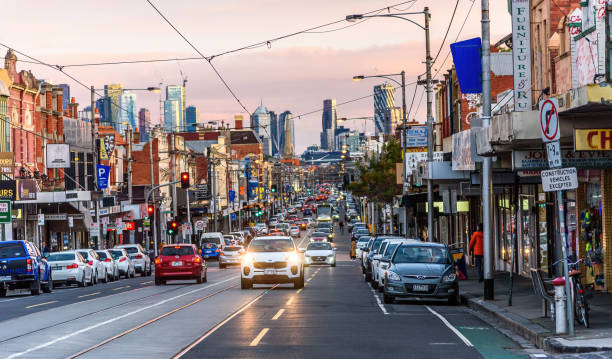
<box><xmin>180</xmin><ymin>172</ymin><xmax>190</xmax><ymax>189</ymax></box>
<box><xmin>271</xmin><ymin>184</ymin><xmax>277</xmax><ymax>193</ymax></box>
<box><xmin>147</xmin><ymin>205</ymin><xmax>154</xmax><ymax>216</ymax></box>
<box><xmin>167</xmin><ymin>220</ymin><xmax>179</xmax><ymax>235</ymax></box>
<box><xmin>242</xmin><ymin>201</ymin><xmax>248</xmax><ymax>210</ymax></box>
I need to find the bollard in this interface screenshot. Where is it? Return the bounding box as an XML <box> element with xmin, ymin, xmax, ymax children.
<box><xmin>552</xmin><ymin>277</ymin><xmax>567</xmax><ymax>334</ymax></box>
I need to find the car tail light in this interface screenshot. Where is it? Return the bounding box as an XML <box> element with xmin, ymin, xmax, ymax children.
<box><xmin>220</xmin><ymin>252</ymin><xmax>225</xmax><ymax>256</ymax></box>
<box><xmin>119</xmin><ymin>257</ymin><xmax>127</xmax><ymax>262</ymax></box>
<box><xmin>26</xmin><ymin>258</ymin><xmax>32</xmax><ymax>271</ymax></box>
<box><xmin>134</xmin><ymin>254</ymin><xmax>143</xmax><ymax>259</ymax></box>
<box><xmin>155</xmin><ymin>257</ymin><xmax>162</xmax><ymax>264</ymax></box>
<box><xmin>66</xmin><ymin>263</ymin><xmax>78</xmax><ymax>269</ymax></box>
<box><xmin>88</xmin><ymin>260</ymin><xmax>93</xmax><ymax>265</ymax></box>
<box><xmin>193</xmin><ymin>256</ymin><xmax>201</xmax><ymax>263</ymax></box>
<box><xmin>216</xmin><ymin>249</ymin><xmax>220</xmax><ymax>253</ymax></box>
<box><xmin>104</xmin><ymin>258</ymin><xmax>111</xmax><ymax>262</ymax></box>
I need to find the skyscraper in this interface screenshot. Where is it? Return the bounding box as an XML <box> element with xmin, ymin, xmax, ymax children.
<box><xmin>269</xmin><ymin>111</ymin><xmax>279</xmax><ymax>156</ymax></box>
<box><xmin>58</xmin><ymin>84</ymin><xmax>70</xmax><ymax>110</ymax></box>
<box><xmin>373</xmin><ymin>84</ymin><xmax>397</xmax><ymax>135</ymax></box>
<box><xmin>104</xmin><ymin>84</ymin><xmax>123</xmax><ymax>129</ymax></box>
<box><xmin>119</xmin><ymin>91</ymin><xmax>137</xmax><ymax>134</ymax></box>
<box><xmin>164</xmin><ymin>85</ymin><xmax>185</xmax><ymax>132</ymax></box>
<box><xmin>250</xmin><ymin>104</ymin><xmax>272</xmax><ymax>156</ymax></box>
<box><xmin>320</xmin><ymin>99</ymin><xmax>337</xmax><ymax>150</ymax></box>
<box><xmin>280</xmin><ymin>111</ymin><xmax>295</xmax><ymax>158</ymax></box>
<box><xmin>186</xmin><ymin>106</ymin><xmax>199</xmax><ymax>132</ymax></box>
<box><xmin>139</xmin><ymin>108</ymin><xmax>150</xmax><ymax>142</ymax></box>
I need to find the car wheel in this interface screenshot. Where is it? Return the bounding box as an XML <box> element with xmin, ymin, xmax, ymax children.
<box><xmin>88</xmin><ymin>273</ymin><xmax>94</xmax><ymax>286</ymax></box>
<box><xmin>0</xmin><ymin>287</ymin><xmax>6</xmax><ymax>297</ymax></box>
<box><xmin>371</xmin><ymin>280</ymin><xmax>378</xmax><ymax>289</ymax></box>
<box><xmin>78</xmin><ymin>273</ymin><xmax>85</xmax><ymax>287</ymax></box>
<box><xmin>130</xmin><ymin>270</ymin><xmax>135</xmax><ymax>278</ymax></box>
<box><xmin>377</xmin><ymin>284</ymin><xmax>384</xmax><ymax>293</ymax></box>
<box><xmin>331</xmin><ymin>262</ymin><xmax>336</xmax><ymax>268</ymax></box>
<box><xmin>155</xmin><ymin>278</ymin><xmax>163</xmax><ymax>286</ymax></box>
<box><xmin>383</xmin><ymin>293</ymin><xmax>395</xmax><ymax>304</ymax></box>
<box><xmin>93</xmin><ymin>271</ymin><xmax>98</xmax><ymax>285</ymax></box>
<box><xmin>448</xmin><ymin>290</ymin><xmax>460</xmax><ymax>306</ymax></box>
<box><xmin>103</xmin><ymin>272</ymin><xmax>108</xmax><ymax>283</ymax></box>
<box><xmin>364</xmin><ymin>271</ymin><xmax>372</xmax><ymax>282</ymax></box>
<box><xmin>30</xmin><ymin>277</ymin><xmax>41</xmax><ymax>295</ymax></box>
<box><xmin>42</xmin><ymin>277</ymin><xmax>53</xmax><ymax>293</ymax></box>
<box><xmin>240</xmin><ymin>277</ymin><xmax>252</xmax><ymax>289</ymax></box>
<box><xmin>203</xmin><ymin>270</ymin><xmax>208</xmax><ymax>283</ymax></box>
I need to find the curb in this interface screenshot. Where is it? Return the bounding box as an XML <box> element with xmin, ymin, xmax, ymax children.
<box><xmin>462</xmin><ymin>293</ymin><xmax>612</xmax><ymax>354</ymax></box>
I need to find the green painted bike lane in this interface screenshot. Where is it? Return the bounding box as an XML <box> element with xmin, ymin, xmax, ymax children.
<box><xmin>456</xmin><ymin>325</ymin><xmax>529</xmax><ymax>359</ymax></box>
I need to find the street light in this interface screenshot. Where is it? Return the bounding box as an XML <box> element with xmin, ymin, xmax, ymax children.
<box><xmin>347</xmin><ymin>7</ymin><xmax>433</xmax><ymax>242</ymax></box>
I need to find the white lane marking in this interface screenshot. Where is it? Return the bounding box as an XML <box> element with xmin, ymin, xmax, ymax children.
<box><xmin>531</xmin><ymin>355</ymin><xmax>548</xmax><ymax>358</ymax></box>
<box><xmin>369</xmin><ymin>286</ymin><xmax>388</xmax><ymax>315</ymax></box>
<box><xmin>141</xmin><ymin>281</ymin><xmax>153</xmax><ymax>285</ymax></box>
<box><xmin>25</xmin><ymin>300</ymin><xmax>58</xmax><ymax>309</ymax></box>
<box><xmin>6</xmin><ymin>276</ymin><xmax>238</xmax><ymax>359</ymax></box>
<box><xmin>271</xmin><ymin>308</ymin><xmax>285</xmax><ymax>320</ymax></box>
<box><xmin>77</xmin><ymin>292</ymin><xmax>100</xmax><ymax>298</ymax></box>
<box><xmin>112</xmin><ymin>285</ymin><xmax>131</xmax><ymax>291</ymax></box>
<box><xmin>429</xmin><ymin>343</ymin><xmax>457</xmax><ymax>345</ymax></box>
<box><xmin>286</xmin><ymin>297</ymin><xmax>294</xmax><ymax>305</ymax></box>
<box><xmin>0</xmin><ymin>297</ymin><xmax>27</xmax><ymax>303</ymax></box>
<box><xmin>249</xmin><ymin>328</ymin><xmax>269</xmax><ymax>346</ymax></box>
<box><xmin>425</xmin><ymin>305</ymin><xmax>473</xmax><ymax>347</ymax></box>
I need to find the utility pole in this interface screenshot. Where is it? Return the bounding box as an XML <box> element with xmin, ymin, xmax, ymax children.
<box><xmin>481</xmin><ymin>0</ymin><xmax>494</xmax><ymax>300</ymax></box>
<box><xmin>171</xmin><ymin>132</ymin><xmax>177</xmax><ymax>217</ymax></box>
<box><xmin>424</xmin><ymin>7</ymin><xmax>434</xmax><ymax>242</ymax></box>
<box><xmin>212</xmin><ymin>152</ymin><xmax>217</xmax><ymax>232</ymax></box>
<box><xmin>127</xmin><ymin>127</ymin><xmax>133</xmax><ymax>204</ymax></box>
<box><xmin>90</xmin><ymin>86</ymin><xmax>103</xmax><ymax>249</ymax></box>
<box><xmin>400</xmin><ymin>70</ymin><xmax>409</xmax><ymax>239</ymax></box>
<box><xmin>149</xmin><ymin>128</ymin><xmax>157</xmax><ymax>254</ymax></box>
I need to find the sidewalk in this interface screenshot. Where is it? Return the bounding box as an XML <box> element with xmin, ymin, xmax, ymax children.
<box><xmin>460</xmin><ymin>269</ymin><xmax>612</xmax><ymax>354</ymax></box>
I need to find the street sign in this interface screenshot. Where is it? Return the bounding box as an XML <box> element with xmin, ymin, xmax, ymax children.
<box><xmin>185</xmin><ymin>223</ymin><xmax>193</xmax><ymax>235</ymax></box>
<box><xmin>37</xmin><ymin>214</ymin><xmax>45</xmax><ymax>226</ymax></box>
<box><xmin>195</xmin><ymin>184</ymin><xmax>210</xmax><ymax>200</ymax></box>
<box><xmin>546</xmin><ymin>141</ymin><xmax>562</xmax><ymax>168</ymax></box>
<box><xmin>195</xmin><ymin>220</ymin><xmax>205</xmax><ymax>231</ymax></box>
<box><xmin>541</xmin><ymin>167</ymin><xmax>578</xmax><ymax>192</ymax></box>
<box><xmin>68</xmin><ymin>216</ymin><xmax>74</xmax><ymax>228</ymax></box>
<box><xmin>97</xmin><ymin>164</ymin><xmax>110</xmax><ymax>189</ymax></box>
<box><xmin>539</xmin><ymin>98</ymin><xmax>560</xmax><ymax>143</ymax></box>
<box><xmin>0</xmin><ymin>200</ymin><xmax>10</xmax><ymax>223</ymax></box>
<box><xmin>228</xmin><ymin>190</ymin><xmax>235</xmax><ymax>203</ymax></box>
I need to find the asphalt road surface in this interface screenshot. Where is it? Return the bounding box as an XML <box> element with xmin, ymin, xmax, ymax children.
<box><xmin>0</xmin><ymin>225</ymin><xmax>539</xmax><ymax>359</ymax></box>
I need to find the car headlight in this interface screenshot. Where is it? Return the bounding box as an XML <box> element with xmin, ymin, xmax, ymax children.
<box><xmin>443</xmin><ymin>273</ymin><xmax>457</xmax><ymax>282</ymax></box>
<box><xmin>386</xmin><ymin>271</ymin><xmax>401</xmax><ymax>281</ymax></box>
<box><xmin>242</xmin><ymin>254</ymin><xmax>254</xmax><ymax>265</ymax></box>
<box><xmin>288</xmin><ymin>253</ymin><xmax>299</xmax><ymax>264</ymax></box>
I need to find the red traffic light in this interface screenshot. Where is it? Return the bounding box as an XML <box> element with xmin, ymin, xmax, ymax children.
<box><xmin>171</xmin><ymin>221</ymin><xmax>178</xmax><ymax>229</ymax></box>
<box><xmin>147</xmin><ymin>205</ymin><xmax>154</xmax><ymax>214</ymax></box>
<box><xmin>180</xmin><ymin>172</ymin><xmax>190</xmax><ymax>189</ymax></box>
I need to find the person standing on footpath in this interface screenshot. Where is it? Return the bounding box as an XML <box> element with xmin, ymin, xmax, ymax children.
<box><xmin>469</xmin><ymin>223</ymin><xmax>484</xmax><ymax>282</ymax></box>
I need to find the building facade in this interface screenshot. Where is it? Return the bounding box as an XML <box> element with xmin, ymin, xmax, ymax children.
<box><xmin>250</xmin><ymin>104</ymin><xmax>272</xmax><ymax>156</ymax></box>
<box><xmin>164</xmin><ymin>85</ymin><xmax>185</xmax><ymax>132</ymax></box>
<box><xmin>118</xmin><ymin>91</ymin><xmax>137</xmax><ymax>134</ymax></box>
<box><xmin>185</xmin><ymin>105</ymin><xmax>199</xmax><ymax>132</ymax></box>
<box><xmin>373</xmin><ymin>84</ymin><xmax>397</xmax><ymax>136</ymax></box>
<box><xmin>320</xmin><ymin>99</ymin><xmax>337</xmax><ymax>150</ymax></box>
<box><xmin>138</xmin><ymin>108</ymin><xmax>150</xmax><ymax>142</ymax></box>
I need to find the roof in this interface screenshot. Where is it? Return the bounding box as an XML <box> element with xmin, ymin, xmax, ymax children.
<box><xmin>230</xmin><ymin>130</ymin><xmax>259</xmax><ymax>145</ymax></box>
<box><xmin>253</xmin><ymin>104</ymin><xmax>268</xmax><ymax>114</ymax></box>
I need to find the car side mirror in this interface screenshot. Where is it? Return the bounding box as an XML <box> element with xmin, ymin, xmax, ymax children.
<box><xmin>380</xmin><ymin>257</ymin><xmax>390</xmax><ymax>263</ymax></box>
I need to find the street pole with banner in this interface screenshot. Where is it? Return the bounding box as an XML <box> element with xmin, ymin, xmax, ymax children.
<box><xmin>91</xmin><ymin>86</ymin><xmax>103</xmax><ymax>249</ymax></box>
<box><xmin>539</xmin><ymin>97</ymin><xmax>575</xmax><ymax>336</ymax></box>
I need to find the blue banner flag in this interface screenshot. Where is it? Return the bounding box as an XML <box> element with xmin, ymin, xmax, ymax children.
<box><xmin>450</xmin><ymin>37</ymin><xmax>482</xmax><ymax>94</ymax></box>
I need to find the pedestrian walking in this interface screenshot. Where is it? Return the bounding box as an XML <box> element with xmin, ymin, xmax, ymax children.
<box><xmin>469</xmin><ymin>223</ymin><xmax>484</xmax><ymax>282</ymax></box>
<box><xmin>350</xmin><ymin>240</ymin><xmax>357</xmax><ymax>260</ymax></box>
<box><xmin>339</xmin><ymin>221</ymin><xmax>344</xmax><ymax>233</ymax></box>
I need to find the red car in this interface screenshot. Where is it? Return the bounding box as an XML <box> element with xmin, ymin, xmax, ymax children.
<box><xmin>155</xmin><ymin>244</ymin><xmax>207</xmax><ymax>285</ymax></box>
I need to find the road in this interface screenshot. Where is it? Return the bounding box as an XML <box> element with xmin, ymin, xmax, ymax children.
<box><xmin>0</xmin><ymin>225</ymin><xmax>543</xmax><ymax>358</ymax></box>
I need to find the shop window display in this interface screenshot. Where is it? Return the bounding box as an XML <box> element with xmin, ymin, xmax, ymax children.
<box><xmin>580</xmin><ymin>182</ymin><xmax>604</xmax><ymax>290</ymax></box>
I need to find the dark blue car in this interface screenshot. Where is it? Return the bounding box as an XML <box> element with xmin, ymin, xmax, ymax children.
<box><xmin>0</xmin><ymin>240</ymin><xmax>52</xmax><ymax>296</ymax></box>
<box><xmin>200</xmin><ymin>242</ymin><xmax>220</xmax><ymax>261</ymax></box>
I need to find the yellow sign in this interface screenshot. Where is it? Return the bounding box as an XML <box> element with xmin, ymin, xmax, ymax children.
<box><xmin>575</xmin><ymin>129</ymin><xmax>612</xmax><ymax>150</ymax></box>
<box><xmin>99</xmin><ymin>138</ymin><xmax>109</xmax><ymax>160</ymax></box>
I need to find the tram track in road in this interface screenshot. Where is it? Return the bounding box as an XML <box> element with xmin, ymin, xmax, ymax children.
<box><xmin>0</xmin><ymin>274</ymin><xmax>236</xmax><ymax>346</ymax></box>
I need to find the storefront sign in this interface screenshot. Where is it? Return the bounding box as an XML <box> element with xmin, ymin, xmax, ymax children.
<box><xmin>511</xmin><ymin>0</ymin><xmax>532</xmax><ymax>111</ymax></box>
<box><xmin>0</xmin><ymin>152</ymin><xmax>14</xmax><ymax>175</ymax></box>
<box><xmin>0</xmin><ymin>200</ymin><xmax>11</xmax><ymax>223</ymax></box>
<box><xmin>404</xmin><ymin>151</ymin><xmax>443</xmax><ymax>173</ymax></box>
<box><xmin>0</xmin><ymin>180</ymin><xmax>16</xmax><ymax>200</ymax></box>
<box><xmin>124</xmin><ymin>222</ymin><xmax>135</xmax><ymax>231</ymax></box>
<box><xmin>17</xmin><ymin>179</ymin><xmax>37</xmax><ymax>200</ymax></box>
<box><xmin>541</xmin><ymin>167</ymin><xmax>578</xmax><ymax>192</ymax></box>
<box><xmin>513</xmin><ymin>150</ymin><xmax>612</xmax><ymax>170</ymax></box>
<box><xmin>45</xmin><ymin>143</ymin><xmax>71</xmax><ymax>168</ymax></box>
<box><xmin>575</xmin><ymin>129</ymin><xmax>612</xmax><ymax>150</ymax></box>
<box><xmin>404</xmin><ymin>126</ymin><xmax>428</xmax><ymax>147</ymax></box>
<box><xmin>99</xmin><ymin>135</ymin><xmax>115</xmax><ymax>161</ymax></box>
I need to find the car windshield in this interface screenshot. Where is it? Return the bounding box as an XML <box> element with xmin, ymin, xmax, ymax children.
<box><xmin>77</xmin><ymin>251</ymin><xmax>90</xmax><ymax>259</ymax></box>
<box><xmin>161</xmin><ymin>246</ymin><xmax>194</xmax><ymax>256</ymax></box>
<box><xmin>307</xmin><ymin>242</ymin><xmax>332</xmax><ymax>250</ymax></box>
<box><xmin>393</xmin><ymin>245</ymin><xmax>450</xmax><ymax>264</ymax></box>
<box><xmin>371</xmin><ymin>239</ymin><xmax>384</xmax><ymax>251</ymax></box>
<box><xmin>358</xmin><ymin>236</ymin><xmax>371</xmax><ymax>242</ymax></box>
<box><xmin>0</xmin><ymin>243</ymin><xmax>26</xmax><ymax>258</ymax></box>
<box><xmin>48</xmin><ymin>253</ymin><xmax>75</xmax><ymax>261</ymax></box>
<box><xmin>312</xmin><ymin>232</ymin><xmax>326</xmax><ymax>237</ymax></box>
<box><xmin>223</xmin><ymin>246</ymin><xmax>242</xmax><ymax>252</ymax></box>
<box><xmin>122</xmin><ymin>247</ymin><xmax>138</xmax><ymax>254</ymax></box>
<box><xmin>108</xmin><ymin>250</ymin><xmax>123</xmax><ymax>259</ymax></box>
<box><xmin>96</xmin><ymin>251</ymin><xmax>108</xmax><ymax>259</ymax></box>
<box><xmin>249</xmin><ymin>239</ymin><xmax>294</xmax><ymax>252</ymax></box>
<box><xmin>319</xmin><ymin>228</ymin><xmax>331</xmax><ymax>234</ymax></box>
<box><xmin>356</xmin><ymin>229</ymin><xmax>369</xmax><ymax>234</ymax></box>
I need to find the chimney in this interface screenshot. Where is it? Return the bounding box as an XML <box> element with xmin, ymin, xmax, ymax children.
<box><xmin>234</xmin><ymin>115</ymin><xmax>243</xmax><ymax>130</ymax></box>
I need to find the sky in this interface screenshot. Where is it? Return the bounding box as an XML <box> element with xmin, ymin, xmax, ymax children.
<box><xmin>3</xmin><ymin>0</ymin><xmax>511</xmax><ymax>153</ymax></box>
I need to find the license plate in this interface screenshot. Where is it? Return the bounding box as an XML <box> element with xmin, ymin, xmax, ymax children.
<box><xmin>413</xmin><ymin>284</ymin><xmax>429</xmax><ymax>292</ymax></box>
<box><xmin>52</xmin><ymin>266</ymin><xmax>63</xmax><ymax>270</ymax></box>
<box><xmin>172</xmin><ymin>261</ymin><xmax>183</xmax><ymax>266</ymax></box>
<box><xmin>264</xmin><ymin>269</ymin><xmax>275</xmax><ymax>275</ymax></box>
<box><xmin>0</xmin><ymin>275</ymin><xmax>11</xmax><ymax>281</ymax></box>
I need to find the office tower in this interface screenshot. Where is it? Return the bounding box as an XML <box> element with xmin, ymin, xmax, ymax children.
<box><xmin>139</xmin><ymin>108</ymin><xmax>150</xmax><ymax>142</ymax></box>
<box><xmin>320</xmin><ymin>99</ymin><xmax>337</xmax><ymax>150</ymax></box>
<box><xmin>250</xmin><ymin>104</ymin><xmax>272</xmax><ymax>156</ymax></box>
<box><xmin>58</xmin><ymin>84</ymin><xmax>70</xmax><ymax>110</ymax></box>
<box><xmin>186</xmin><ymin>106</ymin><xmax>199</xmax><ymax>132</ymax></box>
<box><xmin>104</xmin><ymin>84</ymin><xmax>123</xmax><ymax>130</ymax></box>
<box><xmin>164</xmin><ymin>85</ymin><xmax>185</xmax><ymax>132</ymax></box>
<box><xmin>373</xmin><ymin>84</ymin><xmax>397</xmax><ymax>135</ymax></box>
<box><xmin>119</xmin><ymin>91</ymin><xmax>137</xmax><ymax>134</ymax></box>
<box><xmin>281</xmin><ymin>111</ymin><xmax>295</xmax><ymax>158</ymax></box>
<box><xmin>269</xmin><ymin>111</ymin><xmax>279</xmax><ymax>156</ymax></box>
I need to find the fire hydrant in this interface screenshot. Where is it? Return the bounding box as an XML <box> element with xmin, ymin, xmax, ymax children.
<box><xmin>552</xmin><ymin>277</ymin><xmax>567</xmax><ymax>334</ymax></box>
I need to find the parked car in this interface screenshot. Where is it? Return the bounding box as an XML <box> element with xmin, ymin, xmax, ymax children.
<box><xmin>77</xmin><ymin>249</ymin><xmax>106</xmax><ymax>284</ymax></box>
<box><xmin>114</xmin><ymin>244</ymin><xmax>152</xmax><ymax>277</ymax></box>
<box><xmin>355</xmin><ymin>236</ymin><xmax>372</xmax><ymax>261</ymax></box>
<box><xmin>352</xmin><ymin>227</ymin><xmax>370</xmax><ymax>241</ymax></box>
<box><xmin>96</xmin><ymin>250</ymin><xmax>120</xmax><ymax>282</ymax></box>
<box><xmin>370</xmin><ymin>238</ymin><xmax>407</xmax><ymax>289</ymax></box>
<box><xmin>108</xmin><ymin>248</ymin><xmax>135</xmax><ymax>278</ymax></box>
<box><xmin>0</xmin><ymin>240</ymin><xmax>52</xmax><ymax>296</ymax></box>
<box><xmin>304</xmin><ymin>241</ymin><xmax>336</xmax><ymax>267</ymax></box>
<box><xmin>219</xmin><ymin>245</ymin><xmax>244</xmax><ymax>269</ymax></box>
<box><xmin>240</xmin><ymin>236</ymin><xmax>304</xmax><ymax>289</ymax></box>
<box><xmin>155</xmin><ymin>244</ymin><xmax>207</xmax><ymax>285</ymax></box>
<box><xmin>48</xmin><ymin>251</ymin><xmax>93</xmax><ymax>287</ymax></box>
<box><xmin>383</xmin><ymin>242</ymin><xmax>459</xmax><ymax>305</ymax></box>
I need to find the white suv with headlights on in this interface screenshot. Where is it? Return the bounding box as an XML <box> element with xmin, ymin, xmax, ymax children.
<box><xmin>241</xmin><ymin>236</ymin><xmax>304</xmax><ymax>289</ymax></box>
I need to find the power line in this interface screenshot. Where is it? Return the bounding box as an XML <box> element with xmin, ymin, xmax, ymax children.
<box><xmin>431</xmin><ymin>0</ymin><xmax>459</xmax><ymax>66</ymax></box>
